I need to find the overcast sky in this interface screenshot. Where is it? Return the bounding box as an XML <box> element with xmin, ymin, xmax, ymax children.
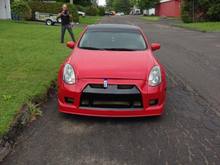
<box><xmin>98</xmin><ymin>0</ymin><xmax>106</xmax><ymax>6</ymax></box>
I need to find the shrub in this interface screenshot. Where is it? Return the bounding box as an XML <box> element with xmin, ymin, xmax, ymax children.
<box><xmin>181</xmin><ymin>10</ymin><xmax>193</xmax><ymax>23</ymax></box>
<box><xmin>73</xmin><ymin>0</ymin><xmax>92</xmax><ymax>6</ymax></box>
<box><xmin>76</xmin><ymin>5</ymin><xmax>87</xmax><ymax>12</ymax></box>
<box><xmin>28</xmin><ymin>2</ymin><xmax>79</xmax><ymax>22</ymax></box>
<box><xmin>207</xmin><ymin>4</ymin><xmax>220</xmax><ymax>21</ymax></box>
<box><xmin>85</xmin><ymin>6</ymin><xmax>98</xmax><ymax>16</ymax></box>
<box><xmin>11</xmin><ymin>0</ymin><xmax>32</xmax><ymax>20</ymax></box>
<box><xmin>77</xmin><ymin>5</ymin><xmax>105</xmax><ymax>16</ymax></box>
<box><xmin>181</xmin><ymin>0</ymin><xmax>192</xmax><ymax>23</ymax></box>
<box><xmin>98</xmin><ymin>7</ymin><xmax>105</xmax><ymax>16</ymax></box>
<box><xmin>181</xmin><ymin>0</ymin><xmax>220</xmax><ymax>22</ymax></box>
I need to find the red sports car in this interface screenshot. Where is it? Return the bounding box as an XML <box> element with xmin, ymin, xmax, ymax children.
<box><xmin>58</xmin><ymin>24</ymin><xmax>166</xmax><ymax>117</ymax></box>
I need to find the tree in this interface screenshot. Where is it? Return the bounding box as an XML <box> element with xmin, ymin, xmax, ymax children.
<box><xmin>113</xmin><ymin>0</ymin><xmax>131</xmax><ymax>14</ymax></box>
<box><xmin>106</xmin><ymin>0</ymin><xmax>164</xmax><ymax>13</ymax></box>
<box><xmin>139</xmin><ymin>0</ymin><xmax>159</xmax><ymax>10</ymax></box>
<box><xmin>181</xmin><ymin>0</ymin><xmax>220</xmax><ymax>22</ymax></box>
<box><xmin>73</xmin><ymin>0</ymin><xmax>92</xmax><ymax>6</ymax></box>
<box><xmin>106</xmin><ymin>0</ymin><xmax>113</xmax><ymax>10</ymax></box>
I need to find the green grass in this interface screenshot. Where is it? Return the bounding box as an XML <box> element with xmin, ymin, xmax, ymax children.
<box><xmin>177</xmin><ymin>22</ymin><xmax>220</xmax><ymax>32</ymax></box>
<box><xmin>79</xmin><ymin>16</ymin><xmax>102</xmax><ymax>25</ymax></box>
<box><xmin>0</xmin><ymin>21</ymin><xmax>83</xmax><ymax>137</ymax></box>
<box><xmin>142</xmin><ymin>16</ymin><xmax>160</xmax><ymax>22</ymax></box>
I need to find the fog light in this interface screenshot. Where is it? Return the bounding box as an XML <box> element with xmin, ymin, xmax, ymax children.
<box><xmin>149</xmin><ymin>99</ymin><xmax>158</xmax><ymax>106</ymax></box>
<box><xmin>64</xmin><ymin>97</ymin><xmax>74</xmax><ymax>104</ymax></box>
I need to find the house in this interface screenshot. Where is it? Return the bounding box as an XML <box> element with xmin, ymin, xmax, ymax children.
<box><xmin>0</xmin><ymin>0</ymin><xmax>11</xmax><ymax>19</ymax></box>
<box><xmin>155</xmin><ymin>0</ymin><xmax>181</xmax><ymax>17</ymax></box>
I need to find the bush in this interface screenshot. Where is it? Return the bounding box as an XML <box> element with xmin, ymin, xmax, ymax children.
<box><xmin>28</xmin><ymin>2</ymin><xmax>79</xmax><ymax>22</ymax></box>
<box><xmin>85</xmin><ymin>6</ymin><xmax>98</xmax><ymax>16</ymax></box>
<box><xmin>76</xmin><ymin>5</ymin><xmax>87</xmax><ymax>12</ymax></box>
<box><xmin>207</xmin><ymin>4</ymin><xmax>220</xmax><ymax>21</ymax></box>
<box><xmin>73</xmin><ymin>0</ymin><xmax>92</xmax><ymax>6</ymax></box>
<box><xmin>98</xmin><ymin>7</ymin><xmax>105</xmax><ymax>16</ymax></box>
<box><xmin>181</xmin><ymin>10</ymin><xmax>193</xmax><ymax>23</ymax></box>
<box><xmin>77</xmin><ymin>5</ymin><xmax>105</xmax><ymax>16</ymax></box>
<box><xmin>181</xmin><ymin>0</ymin><xmax>192</xmax><ymax>23</ymax></box>
<box><xmin>181</xmin><ymin>0</ymin><xmax>220</xmax><ymax>22</ymax></box>
<box><xmin>11</xmin><ymin>0</ymin><xmax>32</xmax><ymax>20</ymax></box>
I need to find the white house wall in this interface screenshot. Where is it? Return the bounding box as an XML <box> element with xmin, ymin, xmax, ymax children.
<box><xmin>0</xmin><ymin>0</ymin><xmax>11</xmax><ymax>19</ymax></box>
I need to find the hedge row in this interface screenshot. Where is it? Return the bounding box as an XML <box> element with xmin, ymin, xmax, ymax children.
<box><xmin>11</xmin><ymin>0</ymin><xmax>32</xmax><ymax>20</ymax></box>
<box><xmin>11</xmin><ymin>0</ymin><xmax>79</xmax><ymax>22</ymax></box>
<box><xmin>76</xmin><ymin>5</ymin><xmax>105</xmax><ymax>16</ymax></box>
<box><xmin>28</xmin><ymin>1</ymin><xmax>79</xmax><ymax>22</ymax></box>
<box><xmin>181</xmin><ymin>0</ymin><xmax>220</xmax><ymax>23</ymax></box>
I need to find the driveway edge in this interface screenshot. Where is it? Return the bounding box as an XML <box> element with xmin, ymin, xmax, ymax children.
<box><xmin>0</xmin><ymin>81</ymin><xmax>56</xmax><ymax>162</ymax></box>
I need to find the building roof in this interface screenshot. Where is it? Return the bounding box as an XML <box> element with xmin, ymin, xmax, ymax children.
<box><xmin>160</xmin><ymin>0</ymin><xmax>172</xmax><ymax>3</ymax></box>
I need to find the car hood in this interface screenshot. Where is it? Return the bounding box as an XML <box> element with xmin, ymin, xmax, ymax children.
<box><xmin>69</xmin><ymin>49</ymin><xmax>156</xmax><ymax>80</ymax></box>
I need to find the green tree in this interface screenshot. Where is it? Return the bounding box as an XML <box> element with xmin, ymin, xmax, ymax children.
<box><xmin>112</xmin><ymin>0</ymin><xmax>131</xmax><ymax>14</ymax></box>
<box><xmin>106</xmin><ymin>0</ymin><xmax>113</xmax><ymax>10</ymax></box>
<box><xmin>137</xmin><ymin>0</ymin><xmax>159</xmax><ymax>10</ymax></box>
<box><xmin>72</xmin><ymin>0</ymin><xmax>92</xmax><ymax>6</ymax></box>
<box><xmin>11</xmin><ymin>0</ymin><xmax>32</xmax><ymax>20</ymax></box>
<box><xmin>181</xmin><ymin>0</ymin><xmax>220</xmax><ymax>22</ymax></box>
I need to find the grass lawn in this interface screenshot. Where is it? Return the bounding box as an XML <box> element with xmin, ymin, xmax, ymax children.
<box><xmin>177</xmin><ymin>22</ymin><xmax>220</xmax><ymax>32</ymax></box>
<box><xmin>79</xmin><ymin>16</ymin><xmax>102</xmax><ymax>25</ymax></box>
<box><xmin>142</xmin><ymin>16</ymin><xmax>160</xmax><ymax>22</ymax></box>
<box><xmin>0</xmin><ymin>21</ymin><xmax>83</xmax><ymax>137</ymax></box>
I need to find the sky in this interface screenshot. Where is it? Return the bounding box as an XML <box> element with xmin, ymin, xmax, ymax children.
<box><xmin>98</xmin><ymin>0</ymin><xmax>106</xmax><ymax>6</ymax></box>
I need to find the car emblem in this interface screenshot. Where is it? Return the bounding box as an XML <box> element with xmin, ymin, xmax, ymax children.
<box><xmin>104</xmin><ymin>80</ymin><xmax>108</xmax><ymax>89</ymax></box>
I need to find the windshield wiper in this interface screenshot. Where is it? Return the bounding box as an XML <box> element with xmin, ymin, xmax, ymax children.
<box><xmin>80</xmin><ymin>47</ymin><xmax>106</xmax><ymax>50</ymax></box>
<box><xmin>80</xmin><ymin>47</ymin><xmax>139</xmax><ymax>51</ymax></box>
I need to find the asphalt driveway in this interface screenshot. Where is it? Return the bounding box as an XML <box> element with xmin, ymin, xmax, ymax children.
<box><xmin>2</xmin><ymin>16</ymin><xmax>220</xmax><ymax>165</ymax></box>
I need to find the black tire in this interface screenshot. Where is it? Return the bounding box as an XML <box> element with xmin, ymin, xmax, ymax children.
<box><xmin>46</xmin><ymin>19</ymin><xmax>53</xmax><ymax>26</ymax></box>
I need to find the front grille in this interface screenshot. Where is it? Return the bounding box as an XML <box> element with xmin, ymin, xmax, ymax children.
<box><xmin>80</xmin><ymin>84</ymin><xmax>143</xmax><ymax>110</ymax></box>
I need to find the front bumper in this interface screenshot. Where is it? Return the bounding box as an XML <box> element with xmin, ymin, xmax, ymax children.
<box><xmin>58</xmin><ymin>79</ymin><xmax>166</xmax><ymax>117</ymax></box>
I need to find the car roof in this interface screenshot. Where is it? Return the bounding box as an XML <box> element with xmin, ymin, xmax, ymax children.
<box><xmin>87</xmin><ymin>24</ymin><xmax>141</xmax><ymax>32</ymax></box>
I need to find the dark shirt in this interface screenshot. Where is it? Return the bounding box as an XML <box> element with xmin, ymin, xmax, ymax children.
<box><xmin>60</xmin><ymin>10</ymin><xmax>70</xmax><ymax>25</ymax></box>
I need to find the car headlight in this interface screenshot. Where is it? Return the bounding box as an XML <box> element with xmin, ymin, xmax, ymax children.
<box><xmin>148</xmin><ymin>65</ymin><xmax>161</xmax><ymax>86</ymax></box>
<box><xmin>63</xmin><ymin>64</ymin><xmax>76</xmax><ymax>84</ymax></box>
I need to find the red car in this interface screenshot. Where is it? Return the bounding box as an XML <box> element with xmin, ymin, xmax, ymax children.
<box><xmin>58</xmin><ymin>24</ymin><xmax>166</xmax><ymax>117</ymax></box>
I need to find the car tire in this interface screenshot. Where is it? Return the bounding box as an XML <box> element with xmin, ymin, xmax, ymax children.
<box><xmin>46</xmin><ymin>19</ymin><xmax>53</xmax><ymax>26</ymax></box>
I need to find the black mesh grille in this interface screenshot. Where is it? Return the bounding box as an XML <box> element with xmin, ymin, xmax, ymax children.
<box><xmin>80</xmin><ymin>84</ymin><xmax>143</xmax><ymax>110</ymax></box>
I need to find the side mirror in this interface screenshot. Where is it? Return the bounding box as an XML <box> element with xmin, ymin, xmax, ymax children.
<box><xmin>66</xmin><ymin>41</ymin><xmax>75</xmax><ymax>49</ymax></box>
<box><xmin>151</xmin><ymin>43</ymin><xmax>160</xmax><ymax>51</ymax></box>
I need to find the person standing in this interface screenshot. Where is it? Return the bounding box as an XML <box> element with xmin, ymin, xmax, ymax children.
<box><xmin>58</xmin><ymin>4</ymin><xmax>75</xmax><ymax>43</ymax></box>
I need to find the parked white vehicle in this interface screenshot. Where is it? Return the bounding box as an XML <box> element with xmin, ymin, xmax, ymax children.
<box><xmin>116</xmin><ymin>12</ymin><xmax>125</xmax><ymax>16</ymax></box>
<box><xmin>130</xmin><ymin>8</ymin><xmax>141</xmax><ymax>15</ymax></box>
<box><xmin>143</xmin><ymin>8</ymin><xmax>155</xmax><ymax>16</ymax></box>
<box><xmin>35</xmin><ymin>12</ymin><xmax>61</xmax><ymax>26</ymax></box>
<box><xmin>78</xmin><ymin>11</ymin><xmax>86</xmax><ymax>17</ymax></box>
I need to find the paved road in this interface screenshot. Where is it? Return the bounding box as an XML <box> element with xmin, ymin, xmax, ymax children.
<box><xmin>2</xmin><ymin>16</ymin><xmax>220</xmax><ymax>165</ymax></box>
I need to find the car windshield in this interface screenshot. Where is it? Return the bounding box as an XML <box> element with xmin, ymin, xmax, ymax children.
<box><xmin>79</xmin><ymin>30</ymin><xmax>147</xmax><ymax>51</ymax></box>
